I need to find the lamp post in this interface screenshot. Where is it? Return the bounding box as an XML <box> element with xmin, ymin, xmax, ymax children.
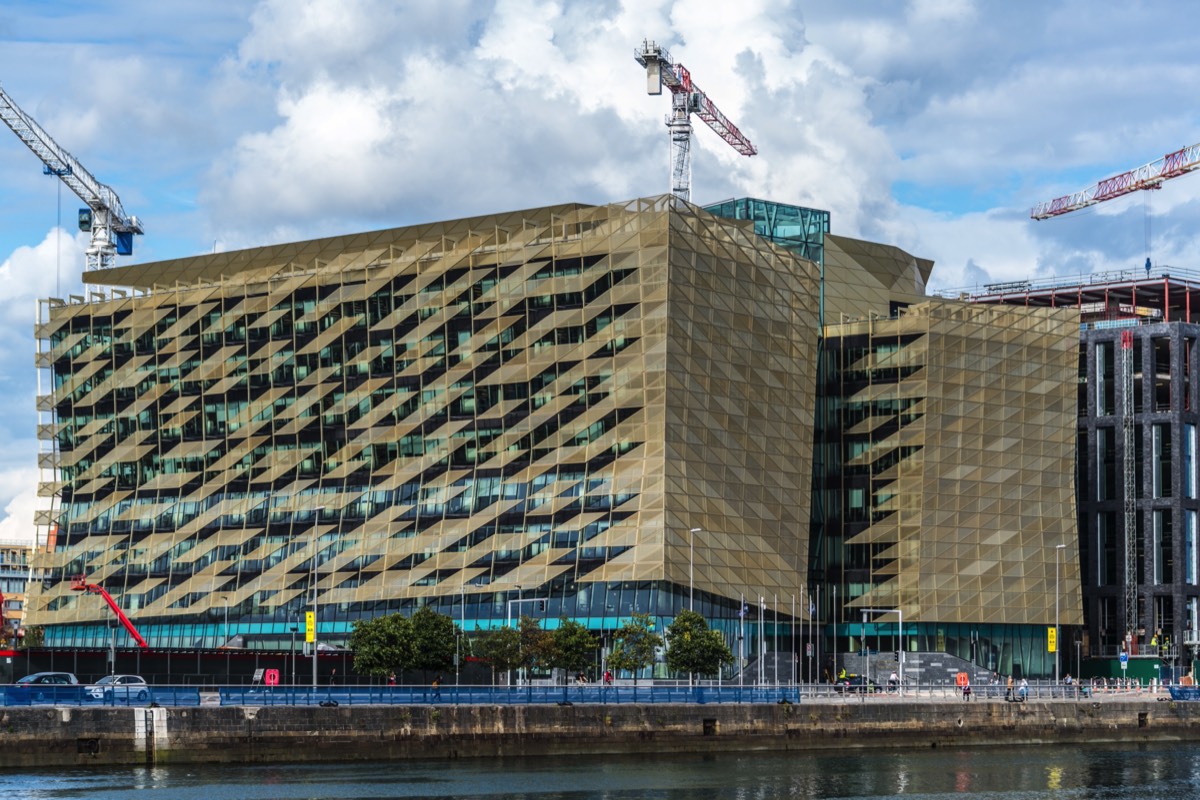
<box><xmin>290</xmin><ymin>624</ymin><xmax>298</xmax><ymax>685</ymax></box>
<box><xmin>1056</xmin><ymin>543</ymin><xmax>1066</xmax><ymax>683</ymax></box>
<box><xmin>312</xmin><ymin>537</ymin><xmax>319</xmax><ymax>690</ymax></box>
<box><xmin>687</xmin><ymin>527</ymin><xmax>701</xmax><ymax>612</ymax></box>
<box><xmin>309</xmin><ymin>507</ymin><xmax>327</xmax><ymax>691</ymax></box>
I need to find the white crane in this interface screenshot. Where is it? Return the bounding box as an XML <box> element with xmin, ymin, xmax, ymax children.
<box><xmin>635</xmin><ymin>40</ymin><xmax>757</xmax><ymax>203</ymax></box>
<box><xmin>0</xmin><ymin>84</ymin><xmax>143</xmax><ymax>271</ymax></box>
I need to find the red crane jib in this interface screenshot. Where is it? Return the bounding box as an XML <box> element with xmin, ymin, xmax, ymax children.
<box><xmin>1033</xmin><ymin>141</ymin><xmax>1200</xmax><ymax>219</ymax></box>
<box><xmin>70</xmin><ymin>576</ymin><xmax>149</xmax><ymax>649</ymax></box>
<box><xmin>664</xmin><ymin>63</ymin><xmax>757</xmax><ymax>156</ymax></box>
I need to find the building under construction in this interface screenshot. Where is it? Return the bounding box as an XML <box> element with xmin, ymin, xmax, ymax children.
<box><xmin>965</xmin><ymin>266</ymin><xmax>1200</xmax><ymax>663</ymax></box>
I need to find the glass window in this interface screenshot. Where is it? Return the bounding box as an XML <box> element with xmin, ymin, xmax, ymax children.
<box><xmin>1153</xmin><ymin>424</ymin><xmax>1172</xmax><ymax>498</ymax></box>
<box><xmin>1097</xmin><ymin>341</ymin><xmax>1114</xmax><ymax>416</ymax></box>
<box><xmin>1154</xmin><ymin>510</ymin><xmax>1173</xmax><ymax>585</ymax></box>
<box><xmin>1188</xmin><ymin>424</ymin><xmax>1197</xmax><ymax>499</ymax></box>
<box><xmin>1187</xmin><ymin>510</ymin><xmax>1198</xmax><ymax>586</ymax></box>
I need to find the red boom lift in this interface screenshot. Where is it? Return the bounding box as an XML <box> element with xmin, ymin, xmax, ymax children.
<box><xmin>71</xmin><ymin>576</ymin><xmax>149</xmax><ymax>649</ymax></box>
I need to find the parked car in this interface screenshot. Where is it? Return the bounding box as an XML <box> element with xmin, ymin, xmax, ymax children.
<box><xmin>87</xmin><ymin>674</ymin><xmax>149</xmax><ymax>702</ymax></box>
<box><xmin>16</xmin><ymin>671</ymin><xmax>78</xmax><ymax>686</ymax></box>
<box><xmin>10</xmin><ymin>671</ymin><xmax>80</xmax><ymax>703</ymax></box>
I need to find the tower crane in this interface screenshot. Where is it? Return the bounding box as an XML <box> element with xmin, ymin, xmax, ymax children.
<box><xmin>635</xmin><ymin>40</ymin><xmax>757</xmax><ymax>203</ymax></box>
<box><xmin>0</xmin><ymin>84</ymin><xmax>143</xmax><ymax>271</ymax></box>
<box><xmin>1031</xmin><ymin>142</ymin><xmax>1200</xmax><ymax>219</ymax></box>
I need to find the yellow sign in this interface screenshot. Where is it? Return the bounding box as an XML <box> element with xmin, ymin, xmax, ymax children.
<box><xmin>305</xmin><ymin>611</ymin><xmax>315</xmax><ymax>643</ymax></box>
<box><xmin>1047</xmin><ymin>627</ymin><xmax>1057</xmax><ymax>653</ymax></box>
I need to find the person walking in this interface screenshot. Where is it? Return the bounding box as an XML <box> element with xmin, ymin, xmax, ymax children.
<box><xmin>1005</xmin><ymin>674</ymin><xmax>1014</xmax><ymax>701</ymax></box>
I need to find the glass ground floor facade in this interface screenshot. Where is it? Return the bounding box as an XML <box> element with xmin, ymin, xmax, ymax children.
<box><xmin>44</xmin><ymin>577</ymin><xmax>1072</xmax><ymax>680</ymax></box>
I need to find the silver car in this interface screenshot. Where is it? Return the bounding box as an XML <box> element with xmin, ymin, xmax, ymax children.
<box><xmin>12</xmin><ymin>671</ymin><xmax>80</xmax><ymax>703</ymax></box>
<box><xmin>87</xmin><ymin>674</ymin><xmax>149</xmax><ymax>702</ymax></box>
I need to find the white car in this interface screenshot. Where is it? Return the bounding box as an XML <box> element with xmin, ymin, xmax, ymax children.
<box><xmin>87</xmin><ymin>674</ymin><xmax>150</xmax><ymax>702</ymax></box>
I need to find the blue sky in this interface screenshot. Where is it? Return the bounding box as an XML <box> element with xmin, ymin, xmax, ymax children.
<box><xmin>2</xmin><ymin>0</ymin><xmax>1200</xmax><ymax>543</ymax></box>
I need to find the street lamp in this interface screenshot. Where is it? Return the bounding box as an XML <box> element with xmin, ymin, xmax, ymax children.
<box><xmin>290</xmin><ymin>624</ymin><xmax>298</xmax><ymax>685</ymax></box>
<box><xmin>1055</xmin><ymin>543</ymin><xmax>1066</xmax><ymax>683</ymax></box>
<box><xmin>310</xmin><ymin>506</ymin><xmax>327</xmax><ymax>691</ymax></box>
<box><xmin>688</xmin><ymin>527</ymin><xmax>701</xmax><ymax>612</ymax></box>
<box><xmin>312</xmin><ymin>536</ymin><xmax>319</xmax><ymax>690</ymax></box>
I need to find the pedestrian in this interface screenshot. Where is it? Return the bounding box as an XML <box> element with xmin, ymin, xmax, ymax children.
<box><xmin>1005</xmin><ymin>674</ymin><xmax>1014</xmax><ymax>701</ymax></box>
<box><xmin>962</xmin><ymin>679</ymin><xmax>972</xmax><ymax>701</ymax></box>
<box><xmin>604</xmin><ymin>669</ymin><xmax>613</xmax><ymax>686</ymax></box>
<box><xmin>1018</xmin><ymin>678</ymin><xmax>1029</xmax><ymax>702</ymax></box>
<box><xmin>432</xmin><ymin>673</ymin><xmax>442</xmax><ymax>701</ymax></box>
<box><xmin>328</xmin><ymin>668</ymin><xmax>337</xmax><ymax>686</ymax></box>
<box><xmin>888</xmin><ymin>671</ymin><xmax>899</xmax><ymax>692</ymax></box>
<box><xmin>388</xmin><ymin>671</ymin><xmax>396</xmax><ymax>686</ymax></box>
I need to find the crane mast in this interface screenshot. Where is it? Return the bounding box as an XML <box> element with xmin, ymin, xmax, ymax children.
<box><xmin>1032</xmin><ymin>142</ymin><xmax>1200</xmax><ymax>220</ymax></box>
<box><xmin>0</xmin><ymin>84</ymin><xmax>143</xmax><ymax>271</ymax></box>
<box><xmin>635</xmin><ymin>40</ymin><xmax>757</xmax><ymax>203</ymax></box>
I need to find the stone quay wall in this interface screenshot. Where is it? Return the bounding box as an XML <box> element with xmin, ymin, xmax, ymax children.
<box><xmin>2</xmin><ymin>698</ymin><xmax>1198</xmax><ymax>768</ymax></box>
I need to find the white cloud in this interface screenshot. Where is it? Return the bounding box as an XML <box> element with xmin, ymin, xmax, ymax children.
<box><xmin>0</xmin><ymin>466</ymin><xmax>39</xmax><ymax>546</ymax></box>
<box><xmin>0</xmin><ymin>227</ymin><xmax>85</xmax><ymax>331</ymax></box>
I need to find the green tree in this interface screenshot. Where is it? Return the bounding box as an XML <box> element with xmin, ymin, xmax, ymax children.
<box><xmin>518</xmin><ymin>614</ymin><xmax>553</xmax><ymax>676</ymax></box>
<box><xmin>548</xmin><ymin>618</ymin><xmax>599</xmax><ymax>677</ymax></box>
<box><xmin>410</xmin><ymin>606</ymin><xmax>458</xmax><ymax>672</ymax></box>
<box><xmin>348</xmin><ymin>613</ymin><xmax>415</xmax><ymax>679</ymax></box>
<box><xmin>607</xmin><ymin>612</ymin><xmax>662</xmax><ymax>684</ymax></box>
<box><xmin>665</xmin><ymin>610</ymin><xmax>734</xmax><ymax>680</ymax></box>
<box><xmin>475</xmin><ymin>625</ymin><xmax>521</xmax><ymax>684</ymax></box>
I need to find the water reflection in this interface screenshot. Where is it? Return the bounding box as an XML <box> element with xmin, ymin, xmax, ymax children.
<box><xmin>8</xmin><ymin>742</ymin><xmax>1200</xmax><ymax>799</ymax></box>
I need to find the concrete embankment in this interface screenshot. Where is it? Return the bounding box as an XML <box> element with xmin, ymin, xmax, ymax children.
<box><xmin>3</xmin><ymin>698</ymin><xmax>1198</xmax><ymax>767</ymax></box>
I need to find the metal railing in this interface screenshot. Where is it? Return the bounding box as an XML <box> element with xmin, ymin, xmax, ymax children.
<box><xmin>0</xmin><ymin>680</ymin><xmax>1173</xmax><ymax>708</ymax></box>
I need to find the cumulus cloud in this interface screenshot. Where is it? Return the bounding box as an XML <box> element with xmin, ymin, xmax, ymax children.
<box><xmin>0</xmin><ymin>229</ymin><xmax>81</xmax><ymax>547</ymax></box>
<box><xmin>201</xmin><ymin>0</ymin><xmax>910</xmax><ymax>251</ymax></box>
<box><xmin>0</xmin><ymin>227</ymin><xmax>84</xmax><ymax>335</ymax></box>
<box><xmin>0</xmin><ymin>465</ymin><xmax>38</xmax><ymax>546</ymax></box>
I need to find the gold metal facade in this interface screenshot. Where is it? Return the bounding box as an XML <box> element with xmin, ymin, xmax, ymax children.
<box><xmin>823</xmin><ymin>301</ymin><xmax>1082</xmax><ymax>627</ymax></box>
<box><xmin>31</xmin><ymin>196</ymin><xmax>818</xmax><ymax>647</ymax></box>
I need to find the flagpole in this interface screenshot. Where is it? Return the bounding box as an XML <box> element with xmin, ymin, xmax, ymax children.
<box><xmin>739</xmin><ymin>592</ymin><xmax>745</xmax><ymax>690</ymax></box>
<box><xmin>759</xmin><ymin>596</ymin><xmax>765</xmax><ymax>687</ymax></box>
<box><xmin>813</xmin><ymin>586</ymin><xmax>819</xmax><ymax>683</ymax></box>
<box><xmin>791</xmin><ymin>593</ymin><xmax>796</xmax><ymax>686</ymax></box>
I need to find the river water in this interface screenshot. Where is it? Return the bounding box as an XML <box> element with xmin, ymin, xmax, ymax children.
<box><xmin>8</xmin><ymin>743</ymin><xmax>1200</xmax><ymax>799</ymax></box>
